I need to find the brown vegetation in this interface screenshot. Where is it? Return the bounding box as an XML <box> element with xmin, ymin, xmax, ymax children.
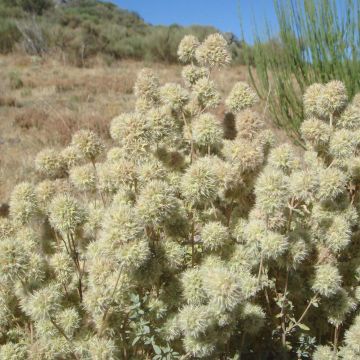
<box><xmin>0</xmin><ymin>53</ymin><xmax>291</xmax><ymax>202</ymax></box>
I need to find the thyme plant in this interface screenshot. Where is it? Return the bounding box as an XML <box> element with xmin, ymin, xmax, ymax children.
<box><xmin>1</xmin><ymin>33</ymin><xmax>360</xmax><ymax>359</ymax></box>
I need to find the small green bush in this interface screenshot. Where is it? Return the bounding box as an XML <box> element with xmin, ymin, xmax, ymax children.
<box><xmin>8</xmin><ymin>71</ymin><xmax>23</xmax><ymax>89</ymax></box>
<box><xmin>0</xmin><ymin>19</ymin><xmax>21</xmax><ymax>54</ymax></box>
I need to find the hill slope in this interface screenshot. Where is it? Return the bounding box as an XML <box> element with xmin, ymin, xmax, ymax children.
<box><xmin>0</xmin><ymin>0</ymin><xmax>245</xmax><ymax>65</ymax></box>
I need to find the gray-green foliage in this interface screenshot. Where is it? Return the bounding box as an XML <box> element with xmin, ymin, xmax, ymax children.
<box><xmin>2</xmin><ymin>33</ymin><xmax>360</xmax><ymax>359</ymax></box>
<box><xmin>242</xmin><ymin>0</ymin><xmax>360</xmax><ymax>142</ymax></box>
<box><xmin>0</xmin><ymin>0</ymin><xmax>247</xmax><ymax>65</ymax></box>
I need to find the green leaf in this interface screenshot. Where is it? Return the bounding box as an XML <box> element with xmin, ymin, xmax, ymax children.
<box><xmin>153</xmin><ymin>344</ymin><xmax>162</xmax><ymax>355</ymax></box>
<box><xmin>298</xmin><ymin>323</ymin><xmax>310</xmax><ymax>331</ymax></box>
<box><xmin>132</xmin><ymin>336</ymin><xmax>140</xmax><ymax>346</ymax></box>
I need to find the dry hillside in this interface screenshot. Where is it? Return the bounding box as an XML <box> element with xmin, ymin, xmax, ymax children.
<box><xmin>0</xmin><ymin>54</ymin><xmax>252</xmax><ymax>202</ymax></box>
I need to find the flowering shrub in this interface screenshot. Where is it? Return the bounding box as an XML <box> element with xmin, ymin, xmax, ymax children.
<box><xmin>1</xmin><ymin>33</ymin><xmax>360</xmax><ymax>359</ymax></box>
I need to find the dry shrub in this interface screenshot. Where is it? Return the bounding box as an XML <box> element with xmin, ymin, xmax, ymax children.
<box><xmin>0</xmin><ymin>96</ymin><xmax>17</xmax><ymax>107</ymax></box>
<box><xmin>14</xmin><ymin>107</ymin><xmax>48</xmax><ymax>129</ymax></box>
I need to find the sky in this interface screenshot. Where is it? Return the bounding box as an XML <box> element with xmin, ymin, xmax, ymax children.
<box><xmin>110</xmin><ymin>0</ymin><xmax>279</xmax><ymax>43</ymax></box>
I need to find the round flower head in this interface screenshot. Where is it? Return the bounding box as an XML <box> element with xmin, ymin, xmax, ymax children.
<box><xmin>163</xmin><ymin>315</ymin><xmax>182</xmax><ymax>341</ymax></box>
<box><xmin>254</xmin><ymin>168</ymin><xmax>289</xmax><ymax>215</ymax></box>
<box><xmin>182</xmin><ymin>65</ymin><xmax>209</xmax><ymax>87</ymax></box>
<box><xmin>329</xmin><ymin>129</ymin><xmax>358</xmax><ymax>159</ymax></box>
<box><xmin>312</xmin><ymin>345</ymin><xmax>335</xmax><ymax>360</ymax></box>
<box><xmin>338</xmin><ymin>347</ymin><xmax>358</xmax><ymax>359</ymax></box>
<box><xmin>96</xmin><ymin>162</ymin><xmax>115</xmax><ymax>193</ymax></box>
<box><xmin>48</xmin><ymin>193</ymin><xmax>86</xmax><ymax>235</ymax></box>
<box><xmin>201</xmin><ymin>221</ymin><xmax>229</xmax><ymax>251</ymax></box>
<box><xmin>50</xmin><ymin>252</ymin><xmax>74</xmax><ymax>284</ymax></box>
<box><xmin>303</xmin><ymin>83</ymin><xmax>324</xmax><ymax>117</ymax></box>
<box><xmin>116</xmin><ymin>238</ymin><xmax>151</xmax><ymax>270</ymax></box>
<box><xmin>312</xmin><ymin>263</ymin><xmax>342</xmax><ymax>297</ymax></box>
<box><xmin>136</xmin><ymin>180</ymin><xmax>179</xmax><ymax>227</ymax></box>
<box><xmin>192</xmin><ymin>113</ymin><xmax>223</xmax><ymax>149</ymax></box>
<box><xmin>256</xmin><ymin>129</ymin><xmax>275</xmax><ymax>153</ymax></box>
<box><xmin>260</xmin><ymin>231</ymin><xmax>288</xmax><ymax>259</ymax></box>
<box><xmin>243</xmin><ymin>219</ymin><xmax>267</xmax><ymax>249</ymax></box>
<box><xmin>71</xmin><ymin>130</ymin><xmax>104</xmax><ymax>161</ymax></box>
<box><xmin>235</xmin><ymin>109</ymin><xmax>264</xmax><ymax>140</ymax></box>
<box><xmin>184</xmin><ymin>95</ymin><xmax>202</xmax><ymax>117</ymax></box>
<box><xmin>240</xmin><ymin>303</ymin><xmax>265</xmax><ymax>335</ymax></box>
<box><xmin>353</xmin><ymin>93</ymin><xmax>360</xmax><ymax>106</ymax></box>
<box><xmin>289</xmin><ymin>170</ymin><xmax>318</xmax><ymax>202</ymax></box>
<box><xmin>287</xmin><ymin>236</ymin><xmax>309</xmax><ymax>267</ymax></box>
<box><xmin>183</xmin><ymin>335</ymin><xmax>215</xmax><ymax>359</ymax></box>
<box><xmin>202</xmin><ymin>264</ymin><xmax>242</xmax><ymax>311</ymax></box>
<box><xmin>134</xmin><ymin>68</ymin><xmax>160</xmax><ymax>102</ymax></box>
<box><xmin>0</xmin><ymin>343</ymin><xmax>27</xmax><ymax>360</ymax></box>
<box><xmin>0</xmin><ymin>218</ymin><xmax>15</xmax><ymax>240</ymax></box>
<box><xmin>0</xmin><ymin>236</ymin><xmax>32</xmax><ymax>281</ymax></box>
<box><xmin>300</xmin><ymin>117</ymin><xmax>332</xmax><ymax>149</ymax></box>
<box><xmin>322</xmin><ymin>288</ymin><xmax>353</xmax><ymax>326</ymax></box>
<box><xmin>337</xmin><ymin>103</ymin><xmax>360</xmax><ymax>130</ymax></box>
<box><xmin>21</xmin><ymin>284</ymin><xmax>61</xmax><ymax>321</ymax></box>
<box><xmin>347</xmin><ymin>156</ymin><xmax>360</xmax><ymax>181</ymax></box>
<box><xmin>137</xmin><ymin>158</ymin><xmax>167</xmax><ymax>184</ymax></box>
<box><xmin>106</xmin><ymin>147</ymin><xmax>127</xmax><ymax>162</ymax></box>
<box><xmin>177</xmin><ymin>35</ymin><xmax>200</xmax><ymax>63</ymax></box>
<box><xmin>35</xmin><ymin>180</ymin><xmax>57</xmax><ymax>213</ymax></box>
<box><xmin>135</xmin><ymin>96</ymin><xmax>154</xmax><ymax>114</ymax></box>
<box><xmin>268</xmin><ymin>143</ymin><xmax>298</xmax><ymax>174</ymax></box>
<box><xmin>324</xmin><ymin>215</ymin><xmax>351</xmax><ymax>253</ymax></box>
<box><xmin>192</xmin><ymin>78</ymin><xmax>221</xmax><ymax>109</ymax></box>
<box><xmin>61</xmin><ymin>145</ymin><xmax>82</xmax><ymax>170</ymax></box>
<box><xmin>103</xmin><ymin>158</ymin><xmax>137</xmax><ymax>190</ymax></box>
<box><xmin>344</xmin><ymin>315</ymin><xmax>360</xmax><ymax>354</ymax></box>
<box><xmin>102</xmin><ymin>203</ymin><xmax>143</xmax><ymax>245</ymax></box>
<box><xmin>195</xmin><ymin>33</ymin><xmax>231</xmax><ymax>68</ymax></box>
<box><xmin>222</xmin><ymin>139</ymin><xmax>264</xmax><ymax>173</ymax></box>
<box><xmin>69</xmin><ymin>163</ymin><xmax>96</xmax><ymax>192</ymax></box>
<box><xmin>146</xmin><ymin>106</ymin><xmax>180</xmax><ymax>144</ymax></box>
<box><xmin>303</xmin><ymin>150</ymin><xmax>325</xmax><ymax>170</ymax></box>
<box><xmin>9</xmin><ymin>182</ymin><xmax>37</xmax><ymax>225</ymax></box>
<box><xmin>35</xmin><ymin>148</ymin><xmax>65</xmax><ymax>178</ymax></box>
<box><xmin>225</xmin><ymin>82</ymin><xmax>258</xmax><ymax>113</ymax></box>
<box><xmin>317</xmin><ymin>167</ymin><xmax>347</xmax><ymax>201</ymax></box>
<box><xmin>159</xmin><ymin>83</ymin><xmax>189</xmax><ymax>111</ymax></box>
<box><xmin>212</xmin><ymin>156</ymin><xmax>243</xmax><ymax>195</ymax></box>
<box><xmin>162</xmin><ymin>239</ymin><xmax>186</xmax><ymax>270</ymax></box>
<box><xmin>178</xmin><ymin>304</ymin><xmax>212</xmax><ymax>338</ymax></box>
<box><xmin>181</xmin><ymin>268</ymin><xmax>207</xmax><ymax>305</ymax></box>
<box><xmin>83</xmin><ymin>203</ymin><xmax>104</xmax><ymax>239</ymax></box>
<box><xmin>87</xmin><ymin>337</ymin><xmax>117</xmax><ymax>360</ymax></box>
<box><xmin>316</xmin><ymin>80</ymin><xmax>348</xmax><ymax>119</ymax></box>
<box><xmin>110</xmin><ymin>112</ymin><xmax>149</xmax><ymax>156</ymax></box>
<box><xmin>181</xmin><ymin>157</ymin><xmax>220</xmax><ymax>206</ymax></box>
<box><xmin>56</xmin><ymin>308</ymin><xmax>80</xmax><ymax>338</ymax></box>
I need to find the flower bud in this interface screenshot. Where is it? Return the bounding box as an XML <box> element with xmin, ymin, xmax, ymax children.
<box><xmin>226</xmin><ymin>82</ymin><xmax>258</xmax><ymax>113</ymax></box>
<box><xmin>312</xmin><ymin>263</ymin><xmax>342</xmax><ymax>297</ymax></box>
<box><xmin>71</xmin><ymin>130</ymin><xmax>104</xmax><ymax>161</ymax></box>
<box><xmin>195</xmin><ymin>33</ymin><xmax>231</xmax><ymax>68</ymax></box>
<box><xmin>35</xmin><ymin>148</ymin><xmax>65</xmax><ymax>178</ymax></box>
<box><xmin>134</xmin><ymin>68</ymin><xmax>159</xmax><ymax>102</ymax></box>
<box><xmin>177</xmin><ymin>35</ymin><xmax>200</xmax><ymax>63</ymax></box>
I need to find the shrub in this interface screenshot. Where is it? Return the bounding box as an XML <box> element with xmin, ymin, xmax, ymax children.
<box><xmin>2</xmin><ymin>33</ymin><xmax>360</xmax><ymax>359</ymax></box>
<box><xmin>0</xmin><ymin>19</ymin><xmax>21</xmax><ymax>53</ymax></box>
<box><xmin>242</xmin><ymin>0</ymin><xmax>360</xmax><ymax>142</ymax></box>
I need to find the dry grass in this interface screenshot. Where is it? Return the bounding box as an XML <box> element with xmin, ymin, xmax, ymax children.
<box><xmin>0</xmin><ymin>53</ymin><xmax>290</xmax><ymax>202</ymax></box>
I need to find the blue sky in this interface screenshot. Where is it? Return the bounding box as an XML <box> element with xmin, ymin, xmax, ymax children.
<box><xmin>110</xmin><ymin>0</ymin><xmax>278</xmax><ymax>43</ymax></box>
